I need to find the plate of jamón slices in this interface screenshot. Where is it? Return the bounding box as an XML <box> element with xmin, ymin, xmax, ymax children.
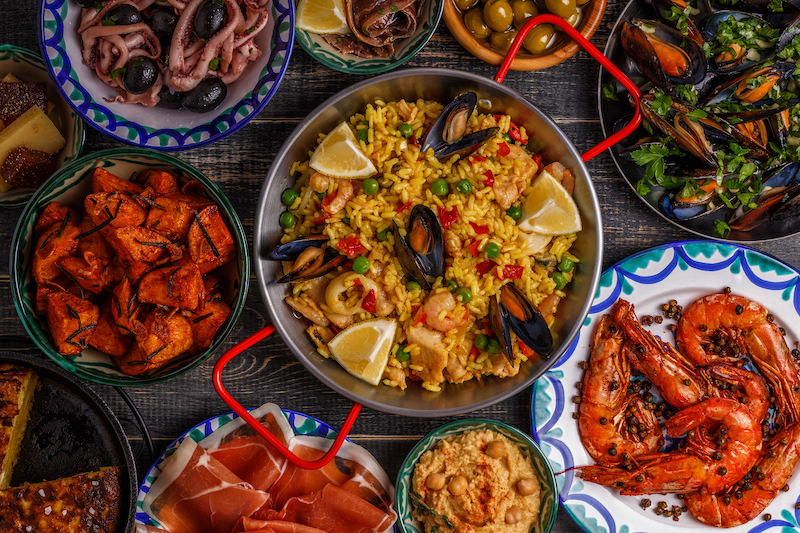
<box><xmin>0</xmin><ymin>350</ymin><xmax>136</xmax><ymax>533</ymax></box>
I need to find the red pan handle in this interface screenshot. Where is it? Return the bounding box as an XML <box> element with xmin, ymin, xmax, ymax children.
<box><xmin>493</xmin><ymin>13</ymin><xmax>641</xmax><ymax>162</ymax></box>
<box><xmin>213</xmin><ymin>325</ymin><xmax>363</xmax><ymax>469</ymax></box>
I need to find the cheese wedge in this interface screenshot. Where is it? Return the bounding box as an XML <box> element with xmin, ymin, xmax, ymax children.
<box><xmin>0</xmin><ymin>105</ymin><xmax>65</xmax><ymax>192</ymax></box>
<box><xmin>0</xmin><ymin>364</ymin><xmax>38</xmax><ymax>489</ymax></box>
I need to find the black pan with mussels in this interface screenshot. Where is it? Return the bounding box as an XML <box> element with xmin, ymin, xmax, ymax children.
<box><xmin>598</xmin><ymin>0</ymin><xmax>800</xmax><ymax>242</ymax></box>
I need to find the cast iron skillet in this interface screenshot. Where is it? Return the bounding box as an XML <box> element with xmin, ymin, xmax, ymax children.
<box><xmin>2</xmin><ymin>349</ymin><xmax>137</xmax><ymax>533</ymax></box>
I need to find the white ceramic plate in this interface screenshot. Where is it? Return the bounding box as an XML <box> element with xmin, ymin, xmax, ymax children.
<box><xmin>532</xmin><ymin>239</ymin><xmax>800</xmax><ymax>532</ymax></box>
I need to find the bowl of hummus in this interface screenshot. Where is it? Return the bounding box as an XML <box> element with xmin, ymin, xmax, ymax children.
<box><xmin>396</xmin><ymin>419</ymin><xmax>558</xmax><ymax>533</ymax></box>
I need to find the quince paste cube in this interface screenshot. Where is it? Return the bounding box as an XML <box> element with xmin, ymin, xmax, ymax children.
<box><xmin>0</xmin><ymin>105</ymin><xmax>65</xmax><ymax>191</ymax></box>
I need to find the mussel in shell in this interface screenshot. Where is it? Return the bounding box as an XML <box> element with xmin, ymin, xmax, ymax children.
<box><xmin>268</xmin><ymin>236</ymin><xmax>346</xmax><ymax>283</ymax></box>
<box><xmin>650</xmin><ymin>0</ymin><xmax>710</xmax><ymax>45</ymax></box>
<box><xmin>703</xmin><ymin>61</ymin><xmax>795</xmax><ymax>105</ymax></box>
<box><xmin>701</xmin><ymin>11</ymin><xmax>779</xmax><ymax>73</ymax></box>
<box><xmin>728</xmin><ymin>162</ymin><xmax>800</xmax><ymax>230</ymax></box>
<box><xmin>489</xmin><ymin>284</ymin><xmax>554</xmax><ymax>363</ymax></box>
<box><xmin>395</xmin><ymin>205</ymin><xmax>444</xmax><ymax>290</ymax></box>
<box><xmin>621</xmin><ymin>19</ymin><xmax>707</xmax><ymax>89</ymax></box>
<box><xmin>659</xmin><ymin>176</ymin><xmax>725</xmax><ymax>220</ymax></box>
<box><xmin>421</xmin><ymin>92</ymin><xmax>500</xmax><ymax>160</ymax></box>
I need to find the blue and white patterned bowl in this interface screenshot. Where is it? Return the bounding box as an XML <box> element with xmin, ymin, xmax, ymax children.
<box><xmin>0</xmin><ymin>44</ymin><xmax>84</xmax><ymax>208</ymax></box>
<box><xmin>38</xmin><ymin>0</ymin><xmax>294</xmax><ymax>150</ymax></box>
<box><xmin>532</xmin><ymin>240</ymin><xmax>800</xmax><ymax>533</ymax></box>
<box><xmin>10</xmin><ymin>148</ymin><xmax>250</xmax><ymax>386</ymax></box>
<box><xmin>296</xmin><ymin>0</ymin><xmax>442</xmax><ymax>75</ymax></box>
<box><xmin>396</xmin><ymin>418</ymin><xmax>558</xmax><ymax>533</ymax></box>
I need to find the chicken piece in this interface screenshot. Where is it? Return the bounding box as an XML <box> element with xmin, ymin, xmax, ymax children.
<box><xmin>138</xmin><ymin>263</ymin><xmax>203</xmax><ymax>310</ymax></box>
<box><xmin>493</xmin><ymin>144</ymin><xmax>538</xmax><ymax>209</ymax></box>
<box><xmin>139</xmin><ymin>169</ymin><xmax>179</xmax><ymax>194</ymax></box>
<box><xmin>84</xmin><ymin>191</ymin><xmax>147</xmax><ymax>234</ymax></box>
<box><xmin>485</xmin><ymin>351</ymin><xmax>521</xmax><ymax>378</ymax></box>
<box><xmin>57</xmin><ymin>251</ymin><xmax>105</xmax><ymax>294</ymax></box>
<box><xmin>109</xmin><ymin>278</ymin><xmax>139</xmax><ymax>336</ymax></box>
<box><xmin>91</xmin><ymin>167</ymin><xmax>143</xmax><ymax>195</ymax></box>
<box><xmin>445</xmin><ymin>334</ymin><xmax>473</xmax><ymax>384</ymax></box>
<box><xmin>285</xmin><ymin>294</ymin><xmax>330</xmax><ymax>327</ymax></box>
<box><xmin>385</xmin><ymin>365</ymin><xmax>407</xmax><ymax>390</ymax></box>
<box><xmin>188</xmin><ymin>206</ymin><xmax>236</xmax><ymax>273</ymax></box>
<box><xmin>76</xmin><ymin>216</ymin><xmax>115</xmax><ymax>266</ymax></box>
<box><xmin>107</xmin><ymin>226</ymin><xmax>172</xmax><ymax>282</ymax></box>
<box><xmin>134</xmin><ymin>309</ymin><xmax>193</xmax><ymax>371</ymax></box>
<box><xmin>32</xmin><ymin>218</ymin><xmax>80</xmax><ymax>285</ymax></box>
<box><xmin>46</xmin><ymin>292</ymin><xmax>99</xmax><ymax>356</ymax></box>
<box><xmin>406</xmin><ymin>325</ymin><xmax>447</xmax><ymax>385</ymax></box>
<box><xmin>34</xmin><ymin>202</ymin><xmax>79</xmax><ymax>238</ymax></box>
<box><xmin>322</xmin><ymin>309</ymin><xmax>354</xmax><ymax>329</ymax></box>
<box><xmin>88</xmin><ymin>302</ymin><xmax>129</xmax><ymax>358</ymax></box>
<box><xmin>185</xmin><ymin>299</ymin><xmax>231</xmax><ymax>353</ymax></box>
<box><xmin>144</xmin><ymin>197</ymin><xmax>196</xmax><ymax>242</ymax></box>
<box><xmin>443</xmin><ymin>229</ymin><xmax>462</xmax><ymax>258</ymax></box>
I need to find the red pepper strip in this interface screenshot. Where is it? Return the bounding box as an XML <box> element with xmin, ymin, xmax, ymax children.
<box><xmin>532</xmin><ymin>153</ymin><xmax>543</xmax><ymax>170</ymax></box>
<box><xmin>352</xmin><ymin>277</ymin><xmax>362</xmax><ymax>286</ymax></box>
<box><xmin>518</xmin><ymin>341</ymin><xmax>534</xmax><ymax>357</ymax></box>
<box><xmin>439</xmin><ymin>206</ymin><xmax>458</xmax><ymax>228</ymax></box>
<box><xmin>508</xmin><ymin>122</ymin><xmax>523</xmax><ymax>142</ymax></box>
<box><xmin>409</xmin><ymin>135</ymin><xmax>419</xmax><ymax>147</ymax></box>
<box><xmin>408</xmin><ymin>372</ymin><xmax>421</xmax><ymax>381</ymax></box>
<box><xmin>469</xmin><ymin>241</ymin><xmax>481</xmax><ymax>257</ymax></box>
<box><xmin>337</xmin><ymin>234</ymin><xmax>365</xmax><ymax>255</ymax></box>
<box><xmin>311</xmin><ymin>216</ymin><xmax>326</xmax><ymax>225</ymax></box>
<box><xmin>497</xmin><ymin>142</ymin><xmax>510</xmax><ymax>157</ymax></box>
<box><xmin>498</xmin><ymin>265</ymin><xmax>524</xmax><ymax>280</ymax></box>
<box><xmin>470</xmin><ymin>221</ymin><xmax>489</xmax><ymax>235</ymax></box>
<box><xmin>492</xmin><ymin>114</ymin><xmax>505</xmax><ymax>122</ymax></box>
<box><xmin>483</xmin><ymin>170</ymin><xmax>494</xmax><ymax>187</ymax></box>
<box><xmin>412</xmin><ymin>312</ymin><xmax>427</xmax><ymax>328</ymax></box>
<box><xmin>477</xmin><ymin>260</ymin><xmax>497</xmax><ymax>275</ymax></box>
<box><xmin>396</xmin><ymin>201</ymin><xmax>412</xmax><ymax>213</ymax></box>
<box><xmin>470</xmin><ymin>154</ymin><xmax>487</xmax><ymax>163</ymax></box>
<box><xmin>470</xmin><ymin>345</ymin><xmax>479</xmax><ymax>357</ymax></box>
<box><xmin>361</xmin><ymin>289</ymin><xmax>376</xmax><ymax>313</ymax></box>
<box><xmin>320</xmin><ymin>192</ymin><xmax>336</xmax><ymax>216</ymax></box>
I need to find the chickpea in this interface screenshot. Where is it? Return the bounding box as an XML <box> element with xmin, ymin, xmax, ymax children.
<box><xmin>426</xmin><ymin>473</ymin><xmax>447</xmax><ymax>490</ymax></box>
<box><xmin>486</xmin><ymin>440</ymin><xmax>507</xmax><ymax>458</ymax></box>
<box><xmin>448</xmin><ymin>475</ymin><xmax>468</xmax><ymax>496</ymax></box>
<box><xmin>517</xmin><ymin>477</ymin><xmax>539</xmax><ymax>496</ymax></box>
<box><xmin>506</xmin><ymin>505</ymin><xmax>524</xmax><ymax>524</ymax></box>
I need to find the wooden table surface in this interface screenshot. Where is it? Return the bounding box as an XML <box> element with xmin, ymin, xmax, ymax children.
<box><xmin>4</xmin><ymin>3</ymin><xmax>800</xmax><ymax>532</ymax></box>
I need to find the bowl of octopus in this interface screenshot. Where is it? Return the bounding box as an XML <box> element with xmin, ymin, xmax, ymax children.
<box><xmin>38</xmin><ymin>0</ymin><xmax>294</xmax><ymax>150</ymax></box>
<box><xmin>10</xmin><ymin>148</ymin><xmax>249</xmax><ymax>386</ymax></box>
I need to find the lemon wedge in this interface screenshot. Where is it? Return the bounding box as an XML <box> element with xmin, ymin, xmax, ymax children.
<box><xmin>517</xmin><ymin>170</ymin><xmax>582</xmax><ymax>235</ymax></box>
<box><xmin>296</xmin><ymin>0</ymin><xmax>350</xmax><ymax>34</ymax></box>
<box><xmin>310</xmin><ymin>122</ymin><xmax>377</xmax><ymax>179</ymax></box>
<box><xmin>328</xmin><ymin>318</ymin><xmax>398</xmax><ymax>385</ymax></box>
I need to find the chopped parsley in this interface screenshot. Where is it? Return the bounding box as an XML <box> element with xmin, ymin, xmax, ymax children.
<box><xmin>675</xmin><ymin>84</ymin><xmax>698</xmax><ymax>105</ymax></box>
<box><xmin>101</xmin><ymin>18</ymin><xmax>115</xmax><ymax>26</ymax></box>
<box><xmin>662</xmin><ymin>5</ymin><xmax>691</xmax><ymax>36</ymax></box>
<box><xmin>390</xmin><ymin>3</ymin><xmax>399</xmax><ymax>10</ymax></box>
<box><xmin>208</xmin><ymin>56</ymin><xmax>222</xmax><ymax>71</ymax></box>
<box><xmin>602</xmin><ymin>81</ymin><xmax>618</xmax><ymax>101</ymax></box>
<box><xmin>709</xmin><ymin>15</ymin><xmax>780</xmax><ymax>58</ymax></box>
<box><xmin>110</xmin><ymin>66</ymin><xmax>126</xmax><ymax>81</ymax></box>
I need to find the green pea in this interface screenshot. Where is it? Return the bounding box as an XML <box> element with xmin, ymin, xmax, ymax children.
<box><xmin>353</xmin><ymin>256</ymin><xmax>370</xmax><ymax>274</ymax></box>
<box><xmin>503</xmin><ymin>133</ymin><xmax>514</xmax><ymax>143</ymax></box>
<box><xmin>357</xmin><ymin>128</ymin><xmax>369</xmax><ymax>143</ymax></box>
<box><xmin>485</xmin><ymin>242</ymin><xmax>500</xmax><ymax>259</ymax></box>
<box><xmin>474</xmin><ymin>334</ymin><xmax>489</xmax><ymax>350</ymax></box>
<box><xmin>446</xmin><ymin>280</ymin><xmax>458</xmax><ymax>291</ymax></box>
<box><xmin>281</xmin><ymin>188</ymin><xmax>299</xmax><ymax>206</ymax></box>
<box><xmin>362</xmin><ymin>177</ymin><xmax>379</xmax><ymax>195</ymax></box>
<box><xmin>552</xmin><ymin>271</ymin><xmax>568</xmax><ymax>290</ymax></box>
<box><xmin>407</xmin><ymin>281</ymin><xmax>421</xmax><ymax>291</ymax></box>
<box><xmin>487</xmin><ymin>339</ymin><xmax>501</xmax><ymax>354</ymax></box>
<box><xmin>396</xmin><ymin>346</ymin><xmax>410</xmax><ymax>361</ymax></box>
<box><xmin>343</xmin><ymin>217</ymin><xmax>351</xmax><ymax>225</ymax></box>
<box><xmin>455</xmin><ymin>287</ymin><xmax>473</xmax><ymax>303</ymax></box>
<box><xmin>559</xmin><ymin>256</ymin><xmax>575</xmax><ymax>273</ymax></box>
<box><xmin>506</xmin><ymin>205</ymin><xmax>522</xmax><ymax>219</ymax></box>
<box><xmin>431</xmin><ymin>178</ymin><xmax>449</xmax><ymax>197</ymax></box>
<box><xmin>398</xmin><ymin>123</ymin><xmax>414</xmax><ymax>138</ymax></box>
<box><xmin>457</xmin><ymin>179</ymin><xmax>472</xmax><ymax>194</ymax></box>
<box><xmin>279</xmin><ymin>211</ymin><xmax>296</xmax><ymax>228</ymax></box>
<box><xmin>377</xmin><ymin>228</ymin><xmax>390</xmax><ymax>241</ymax></box>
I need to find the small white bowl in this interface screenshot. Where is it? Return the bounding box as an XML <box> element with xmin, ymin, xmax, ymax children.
<box><xmin>0</xmin><ymin>44</ymin><xmax>85</xmax><ymax>208</ymax></box>
<box><xmin>38</xmin><ymin>0</ymin><xmax>294</xmax><ymax>150</ymax></box>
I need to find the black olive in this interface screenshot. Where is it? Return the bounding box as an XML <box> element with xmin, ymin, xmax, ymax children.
<box><xmin>123</xmin><ymin>57</ymin><xmax>159</xmax><ymax>95</ymax></box>
<box><xmin>149</xmin><ymin>6</ymin><xmax>179</xmax><ymax>40</ymax></box>
<box><xmin>181</xmin><ymin>78</ymin><xmax>227</xmax><ymax>113</ymax></box>
<box><xmin>194</xmin><ymin>0</ymin><xmax>228</xmax><ymax>40</ymax></box>
<box><xmin>157</xmin><ymin>85</ymin><xmax>184</xmax><ymax>109</ymax></box>
<box><xmin>103</xmin><ymin>4</ymin><xmax>142</xmax><ymax>26</ymax></box>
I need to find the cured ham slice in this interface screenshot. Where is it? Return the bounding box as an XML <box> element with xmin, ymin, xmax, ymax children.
<box><xmin>232</xmin><ymin>517</ymin><xmax>329</xmax><ymax>533</ymax></box>
<box><xmin>200</xmin><ymin>403</ymin><xmax>294</xmax><ymax>492</ymax></box>
<box><xmin>142</xmin><ymin>437</ymin><xmax>269</xmax><ymax>533</ymax></box>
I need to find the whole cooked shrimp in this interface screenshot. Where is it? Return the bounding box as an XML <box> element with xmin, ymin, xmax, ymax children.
<box><xmin>580</xmin><ymin>398</ymin><xmax>762</xmax><ymax>495</ymax></box>
<box><xmin>577</xmin><ymin>311</ymin><xmax>663</xmax><ymax>466</ymax></box>
<box><xmin>421</xmin><ymin>291</ymin><xmax>469</xmax><ymax>332</ymax></box>
<box><xmin>677</xmin><ymin>293</ymin><xmax>800</xmax><ymax>425</ymax></box>
<box><xmin>684</xmin><ymin>423</ymin><xmax>800</xmax><ymax>527</ymax></box>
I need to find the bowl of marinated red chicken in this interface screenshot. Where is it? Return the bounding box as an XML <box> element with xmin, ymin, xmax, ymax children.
<box><xmin>38</xmin><ymin>0</ymin><xmax>294</xmax><ymax>149</ymax></box>
<box><xmin>10</xmin><ymin>148</ymin><xmax>249</xmax><ymax>386</ymax></box>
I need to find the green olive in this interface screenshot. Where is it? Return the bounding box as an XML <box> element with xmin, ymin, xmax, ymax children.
<box><xmin>464</xmin><ymin>8</ymin><xmax>492</xmax><ymax>39</ymax></box>
<box><xmin>490</xmin><ymin>27</ymin><xmax>518</xmax><ymax>52</ymax></box>
<box><xmin>522</xmin><ymin>23</ymin><xmax>554</xmax><ymax>54</ymax></box>
<box><xmin>544</xmin><ymin>0</ymin><xmax>576</xmax><ymax>19</ymax></box>
<box><xmin>483</xmin><ymin>0</ymin><xmax>513</xmax><ymax>32</ymax></box>
<box><xmin>511</xmin><ymin>0</ymin><xmax>538</xmax><ymax>29</ymax></box>
<box><xmin>455</xmin><ymin>0</ymin><xmax>479</xmax><ymax>11</ymax></box>
<box><xmin>575</xmin><ymin>0</ymin><xmax>590</xmax><ymax>6</ymax></box>
<box><xmin>566</xmin><ymin>8</ymin><xmax>580</xmax><ymax>26</ymax></box>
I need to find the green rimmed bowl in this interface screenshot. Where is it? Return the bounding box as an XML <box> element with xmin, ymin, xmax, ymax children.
<box><xmin>10</xmin><ymin>148</ymin><xmax>249</xmax><ymax>386</ymax></box>
<box><xmin>296</xmin><ymin>0</ymin><xmax>443</xmax><ymax>75</ymax></box>
<box><xmin>396</xmin><ymin>418</ymin><xmax>558</xmax><ymax>533</ymax></box>
<box><xmin>0</xmin><ymin>44</ymin><xmax>85</xmax><ymax>208</ymax></box>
